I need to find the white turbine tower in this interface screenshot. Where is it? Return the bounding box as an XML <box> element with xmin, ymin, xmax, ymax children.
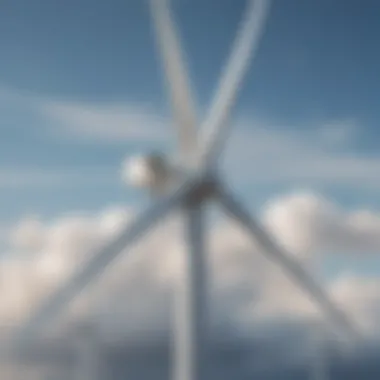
<box><xmin>73</xmin><ymin>319</ymin><xmax>100</xmax><ymax>380</ymax></box>
<box><xmin>308</xmin><ymin>319</ymin><xmax>329</xmax><ymax>380</ymax></box>
<box><xmin>11</xmin><ymin>1</ymin><xmax>360</xmax><ymax>380</ymax></box>
<box><xmin>309</xmin><ymin>258</ymin><xmax>329</xmax><ymax>380</ymax></box>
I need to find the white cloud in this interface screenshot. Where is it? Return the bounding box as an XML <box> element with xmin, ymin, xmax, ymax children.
<box><xmin>1</xmin><ymin>190</ymin><xmax>380</xmax><ymax>345</ymax></box>
<box><xmin>0</xmin><ymin>166</ymin><xmax>116</xmax><ymax>189</ymax></box>
<box><xmin>9</xmin><ymin>216</ymin><xmax>45</xmax><ymax>253</ymax></box>
<box><xmin>39</xmin><ymin>100</ymin><xmax>170</xmax><ymax>143</ymax></box>
<box><xmin>331</xmin><ymin>275</ymin><xmax>380</xmax><ymax>334</ymax></box>
<box><xmin>263</xmin><ymin>191</ymin><xmax>380</xmax><ymax>255</ymax></box>
<box><xmin>223</xmin><ymin>120</ymin><xmax>380</xmax><ymax>190</ymax></box>
<box><xmin>315</xmin><ymin>118</ymin><xmax>356</xmax><ymax>148</ymax></box>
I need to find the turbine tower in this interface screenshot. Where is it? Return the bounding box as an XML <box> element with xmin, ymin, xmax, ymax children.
<box><xmin>73</xmin><ymin>319</ymin><xmax>100</xmax><ymax>380</ymax></box>
<box><xmin>308</xmin><ymin>320</ymin><xmax>329</xmax><ymax>380</ymax></box>
<box><xmin>11</xmin><ymin>1</ymin><xmax>359</xmax><ymax>380</ymax></box>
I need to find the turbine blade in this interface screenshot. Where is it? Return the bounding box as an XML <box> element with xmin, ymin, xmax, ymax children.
<box><xmin>199</xmin><ymin>0</ymin><xmax>271</xmax><ymax>167</ymax></box>
<box><xmin>150</xmin><ymin>0</ymin><xmax>198</xmax><ymax>166</ymax></box>
<box><xmin>14</xmin><ymin>180</ymin><xmax>195</xmax><ymax>344</ymax></box>
<box><xmin>216</xmin><ymin>186</ymin><xmax>360</xmax><ymax>342</ymax></box>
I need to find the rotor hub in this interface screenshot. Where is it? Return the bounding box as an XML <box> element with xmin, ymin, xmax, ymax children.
<box><xmin>184</xmin><ymin>174</ymin><xmax>220</xmax><ymax>206</ymax></box>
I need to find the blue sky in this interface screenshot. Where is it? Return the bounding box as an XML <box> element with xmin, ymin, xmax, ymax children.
<box><xmin>1</xmin><ymin>0</ymin><xmax>380</xmax><ymax>221</ymax></box>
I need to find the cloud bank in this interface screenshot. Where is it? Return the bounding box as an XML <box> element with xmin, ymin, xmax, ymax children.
<box><xmin>2</xmin><ymin>190</ymin><xmax>380</xmax><ymax>343</ymax></box>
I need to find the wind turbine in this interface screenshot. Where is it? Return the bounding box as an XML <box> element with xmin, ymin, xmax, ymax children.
<box><xmin>12</xmin><ymin>1</ymin><xmax>359</xmax><ymax>380</ymax></box>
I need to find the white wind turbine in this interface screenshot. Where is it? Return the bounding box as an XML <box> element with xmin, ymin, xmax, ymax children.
<box><xmin>11</xmin><ymin>1</ymin><xmax>360</xmax><ymax>380</ymax></box>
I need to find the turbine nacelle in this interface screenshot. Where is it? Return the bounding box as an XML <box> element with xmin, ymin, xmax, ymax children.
<box><xmin>123</xmin><ymin>152</ymin><xmax>179</xmax><ymax>195</ymax></box>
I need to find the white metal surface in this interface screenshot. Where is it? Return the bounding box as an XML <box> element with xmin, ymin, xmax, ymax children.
<box><xmin>199</xmin><ymin>0</ymin><xmax>272</xmax><ymax>167</ymax></box>
<box><xmin>174</xmin><ymin>200</ymin><xmax>208</xmax><ymax>380</ymax></box>
<box><xmin>150</xmin><ymin>0</ymin><xmax>198</xmax><ymax>166</ymax></box>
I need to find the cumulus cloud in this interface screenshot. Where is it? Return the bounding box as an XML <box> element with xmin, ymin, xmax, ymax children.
<box><xmin>263</xmin><ymin>191</ymin><xmax>380</xmax><ymax>255</ymax></box>
<box><xmin>2</xmin><ymin>189</ymin><xmax>380</xmax><ymax>380</ymax></box>
<box><xmin>331</xmin><ymin>275</ymin><xmax>380</xmax><ymax>332</ymax></box>
<box><xmin>1</xmin><ymin>190</ymin><xmax>380</xmax><ymax>347</ymax></box>
<box><xmin>9</xmin><ymin>216</ymin><xmax>45</xmax><ymax>253</ymax></box>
